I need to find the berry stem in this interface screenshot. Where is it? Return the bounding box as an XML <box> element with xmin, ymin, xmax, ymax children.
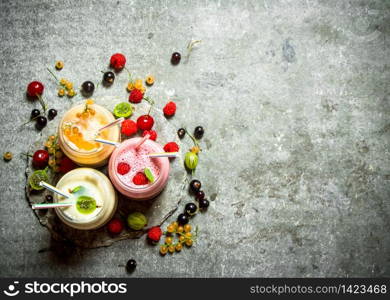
<box><xmin>36</xmin><ymin>94</ymin><xmax>47</xmax><ymax>113</ymax></box>
<box><xmin>184</xmin><ymin>128</ymin><xmax>200</xmax><ymax>147</ymax></box>
<box><xmin>46</xmin><ymin>67</ymin><xmax>59</xmax><ymax>82</ymax></box>
<box><xmin>124</xmin><ymin>66</ymin><xmax>133</xmax><ymax>81</ymax></box>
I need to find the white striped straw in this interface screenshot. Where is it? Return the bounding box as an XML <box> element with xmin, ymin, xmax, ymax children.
<box><xmin>135</xmin><ymin>134</ymin><xmax>150</xmax><ymax>149</ymax></box>
<box><xmin>147</xmin><ymin>152</ymin><xmax>179</xmax><ymax>158</ymax></box>
<box><xmin>95</xmin><ymin>138</ymin><xmax>121</xmax><ymax>147</ymax></box>
<box><xmin>98</xmin><ymin>117</ymin><xmax>124</xmax><ymax>132</ymax></box>
<box><xmin>32</xmin><ymin>202</ymin><xmax>74</xmax><ymax>210</ymax></box>
<box><xmin>39</xmin><ymin>181</ymin><xmax>71</xmax><ymax>199</ymax></box>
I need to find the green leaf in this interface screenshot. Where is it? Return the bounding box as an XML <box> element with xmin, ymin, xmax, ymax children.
<box><xmin>144</xmin><ymin>167</ymin><xmax>155</xmax><ymax>183</ymax></box>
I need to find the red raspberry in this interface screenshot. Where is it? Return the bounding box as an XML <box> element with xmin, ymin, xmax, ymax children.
<box><xmin>163</xmin><ymin>101</ymin><xmax>176</xmax><ymax>116</ymax></box>
<box><xmin>121</xmin><ymin>119</ymin><xmax>138</xmax><ymax>136</ymax></box>
<box><xmin>163</xmin><ymin>142</ymin><xmax>179</xmax><ymax>152</ymax></box>
<box><xmin>59</xmin><ymin>156</ymin><xmax>77</xmax><ymax>174</ymax></box>
<box><xmin>142</xmin><ymin>130</ymin><xmax>157</xmax><ymax>141</ymax></box>
<box><xmin>117</xmin><ymin>162</ymin><xmax>131</xmax><ymax>175</ymax></box>
<box><xmin>129</xmin><ymin>89</ymin><xmax>144</xmax><ymax>103</ymax></box>
<box><xmin>107</xmin><ymin>218</ymin><xmax>124</xmax><ymax>234</ymax></box>
<box><xmin>110</xmin><ymin>53</ymin><xmax>126</xmax><ymax>70</ymax></box>
<box><xmin>147</xmin><ymin>226</ymin><xmax>162</xmax><ymax>243</ymax></box>
<box><xmin>133</xmin><ymin>172</ymin><xmax>149</xmax><ymax>185</ymax></box>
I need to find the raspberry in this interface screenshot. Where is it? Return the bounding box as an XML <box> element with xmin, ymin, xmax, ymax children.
<box><xmin>147</xmin><ymin>226</ymin><xmax>162</xmax><ymax>243</ymax></box>
<box><xmin>142</xmin><ymin>130</ymin><xmax>157</xmax><ymax>141</ymax></box>
<box><xmin>163</xmin><ymin>101</ymin><xmax>176</xmax><ymax>116</ymax></box>
<box><xmin>117</xmin><ymin>162</ymin><xmax>131</xmax><ymax>175</ymax></box>
<box><xmin>129</xmin><ymin>89</ymin><xmax>144</xmax><ymax>103</ymax></box>
<box><xmin>59</xmin><ymin>156</ymin><xmax>77</xmax><ymax>174</ymax></box>
<box><xmin>133</xmin><ymin>172</ymin><xmax>149</xmax><ymax>185</ymax></box>
<box><xmin>107</xmin><ymin>218</ymin><xmax>124</xmax><ymax>234</ymax></box>
<box><xmin>110</xmin><ymin>53</ymin><xmax>126</xmax><ymax>70</ymax></box>
<box><xmin>121</xmin><ymin>119</ymin><xmax>138</xmax><ymax>136</ymax></box>
<box><xmin>164</xmin><ymin>142</ymin><xmax>179</xmax><ymax>152</ymax></box>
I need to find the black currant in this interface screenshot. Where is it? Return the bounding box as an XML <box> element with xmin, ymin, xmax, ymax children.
<box><xmin>126</xmin><ymin>259</ymin><xmax>137</xmax><ymax>272</ymax></box>
<box><xmin>199</xmin><ymin>198</ymin><xmax>209</xmax><ymax>210</ymax></box>
<box><xmin>81</xmin><ymin>81</ymin><xmax>95</xmax><ymax>95</ymax></box>
<box><xmin>48</xmin><ymin>108</ymin><xmax>57</xmax><ymax>120</ymax></box>
<box><xmin>189</xmin><ymin>179</ymin><xmax>201</xmax><ymax>193</ymax></box>
<box><xmin>103</xmin><ymin>71</ymin><xmax>115</xmax><ymax>84</ymax></box>
<box><xmin>177</xmin><ymin>213</ymin><xmax>189</xmax><ymax>225</ymax></box>
<box><xmin>195</xmin><ymin>190</ymin><xmax>205</xmax><ymax>201</ymax></box>
<box><xmin>171</xmin><ymin>52</ymin><xmax>181</xmax><ymax>65</ymax></box>
<box><xmin>185</xmin><ymin>203</ymin><xmax>197</xmax><ymax>216</ymax></box>
<box><xmin>194</xmin><ymin>126</ymin><xmax>204</xmax><ymax>139</ymax></box>
<box><xmin>35</xmin><ymin>116</ymin><xmax>47</xmax><ymax>130</ymax></box>
<box><xmin>177</xmin><ymin>128</ymin><xmax>186</xmax><ymax>139</ymax></box>
<box><xmin>31</xmin><ymin>109</ymin><xmax>40</xmax><ymax>119</ymax></box>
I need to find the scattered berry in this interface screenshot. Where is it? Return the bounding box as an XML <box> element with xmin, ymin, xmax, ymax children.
<box><xmin>45</xmin><ymin>194</ymin><xmax>53</xmax><ymax>202</ymax></box>
<box><xmin>190</xmin><ymin>146</ymin><xmax>201</xmax><ymax>154</ymax></box>
<box><xmin>177</xmin><ymin>226</ymin><xmax>184</xmax><ymax>233</ymax></box>
<box><xmin>163</xmin><ymin>142</ymin><xmax>179</xmax><ymax>153</ymax></box>
<box><xmin>127</xmin><ymin>82</ymin><xmax>135</xmax><ymax>92</ymax></box>
<box><xmin>137</xmin><ymin>115</ymin><xmax>154</xmax><ymax>130</ymax></box>
<box><xmin>184</xmin><ymin>151</ymin><xmax>198</xmax><ymax>170</ymax></box>
<box><xmin>121</xmin><ymin>119</ymin><xmax>138</xmax><ymax>136</ymax></box>
<box><xmin>142</xmin><ymin>130</ymin><xmax>157</xmax><ymax>141</ymax></box>
<box><xmin>35</xmin><ymin>116</ymin><xmax>47</xmax><ymax>130</ymax></box>
<box><xmin>184</xmin><ymin>224</ymin><xmax>191</xmax><ymax>233</ymax></box>
<box><xmin>194</xmin><ymin>126</ymin><xmax>204</xmax><ymax>139</ymax></box>
<box><xmin>110</xmin><ymin>53</ymin><xmax>126</xmax><ymax>70</ymax></box>
<box><xmin>171</xmin><ymin>52</ymin><xmax>181</xmax><ymax>65</ymax></box>
<box><xmin>32</xmin><ymin>150</ymin><xmax>49</xmax><ymax>169</ymax></box>
<box><xmin>163</xmin><ymin>101</ymin><xmax>176</xmax><ymax>117</ymax></box>
<box><xmin>134</xmin><ymin>79</ymin><xmax>143</xmax><ymax>90</ymax></box>
<box><xmin>67</xmin><ymin>89</ymin><xmax>76</xmax><ymax>97</ymax></box>
<box><xmin>113</xmin><ymin>102</ymin><xmax>132</xmax><ymax>118</ymax></box>
<box><xmin>58</xmin><ymin>156</ymin><xmax>77</xmax><ymax>173</ymax></box>
<box><xmin>126</xmin><ymin>259</ymin><xmax>137</xmax><ymax>272</ymax></box>
<box><xmin>55</xmin><ymin>61</ymin><xmax>64</xmax><ymax>70</ymax></box>
<box><xmin>147</xmin><ymin>226</ymin><xmax>162</xmax><ymax>243</ymax></box>
<box><xmin>177</xmin><ymin>128</ymin><xmax>186</xmax><ymax>139</ymax></box>
<box><xmin>185</xmin><ymin>203</ymin><xmax>197</xmax><ymax>216</ymax></box>
<box><xmin>117</xmin><ymin>162</ymin><xmax>131</xmax><ymax>175</ymax></box>
<box><xmin>3</xmin><ymin>152</ymin><xmax>13</xmax><ymax>161</ymax></box>
<box><xmin>145</xmin><ymin>75</ymin><xmax>154</xmax><ymax>86</ymax></box>
<box><xmin>160</xmin><ymin>245</ymin><xmax>168</xmax><ymax>255</ymax></box>
<box><xmin>81</xmin><ymin>81</ymin><xmax>95</xmax><ymax>95</ymax></box>
<box><xmin>31</xmin><ymin>109</ymin><xmax>41</xmax><ymax>119</ymax></box>
<box><xmin>103</xmin><ymin>71</ymin><xmax>115</xmax><ymax>84</ymax></box>
<box><xmin>175</xmin><ymin>243</ymin><xmax>183</xmax><ymax>252</ymax></box>
<box><xmin>199</xmin><ymin>198</ymin><xmax>209</xmax><ymax>210</ymax></box>
<box><xmin>165</xmin><ymin>236</ymin><xmax>173</xmax><ymax>245</ymax></box>
<box><xmin>185</xmin><ymin>239</ymin><xmax>193</xmax><ymax>247</ymax></box>
<box><xmin>48</xmin><ymin>108</ymin><xmax>57</xmax><ymax>120</ymax></box>
<box><xmin>27</xmin><ymin>81</ymin><xmax>44</xmax><ymax>97</ymax></box>
<box><xmin>195</xmin><ymin>190</ymin><xmax>205</xmax><ymax>201</ymax></box>
<box><xmin>133</xmin><ymin>172</ymin><xmax>149</xmax><ymax>185</ymax></box>
<box><xmin>177</xmin><ymin>213</ymin><xmax>189</xmax><ymax>225</ymax></box>
<box><xmin>129</xmin><ymin>89</ymin><xmax>144</xmax><ymax>103</ymax></box>
<box><xmin>190</xmin><ymin>179</ymin><xmax>201</xmax><ymax>193</ymax></box>
<box><xmin>167</xmin><ymin>224</ymin><xmax>175</xmax><ymax>233</ymax></box>
<box><xmin>58</xmin><ymin>88</ymin><xmax>65</xmax><ymax>97</ymax></box>
<box><xmin>168</xmin><ymin>245</ymin><xmax>175</xmax><ymax>253</ymax></box>
<box><xmin>127</xmin><ymin>212</ymin><xmax>147</xmax><ymax>230</ymax></box>
<box><xmin>107</xmin><ymin>218</ymin><xmax>124</xmax><ymax>234</ymax></box>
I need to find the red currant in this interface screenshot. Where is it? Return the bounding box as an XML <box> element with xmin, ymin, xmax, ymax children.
<box><xmin>27</xmin><ymin>81</ymin><xmax>44</xmax><ymax>97</ymax></box>
<box><xmin>32</xmin><ymin>150</ymin><xmax>49</xmax><ymax>169</ymax></box>
<box><xmin>107</xmin><ymin>218</ymin><xmax>124</xmax><ymax>234</ymax></box>
<box><xmin>136</xmin><ymin>115</ymin><xmax>154</xmax><ymax>131</ymax></box>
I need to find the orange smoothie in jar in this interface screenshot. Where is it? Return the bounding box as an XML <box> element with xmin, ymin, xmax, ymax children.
<box><xmin>58</xmin><ymin>100</ymin><xmax>120</xmax><ymax>167</ymax></box>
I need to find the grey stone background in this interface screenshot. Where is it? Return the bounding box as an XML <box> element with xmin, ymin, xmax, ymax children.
<box><xmin>0</xmin><ymin>0</ymin><xmax>389</xmax><ymax>277</ymax></box>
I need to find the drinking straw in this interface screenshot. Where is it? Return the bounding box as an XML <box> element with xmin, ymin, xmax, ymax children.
<box><xmin>32</xmin><ymin>202</ymin><xmax>73</xmax><ymax>210</ymax></box>
<box><xmin>135</xmin><ymin>134</ymin><xmax>150</xmax><ymax>149</ymax></box>
<box><xmin>32</xmin><ymin>181</ymin><xmax>74</xmax><ymax>210</ymax></box>
<box><xmin>39</xmin><ymin>181</ymin><xmax>71</xmax><ymax>198</ymax></box>
<box><xmin>147</xmin><ymin>152</ymin><xmax>179</xmax><ymax>158</ymax></box>
<box><xmin>98</xmin><ymin>117</ymin><xmax>124</xmax><ymax>132</ymax></box>
<box><xmin>94</xmin><ymin>138</ymin><xmax>121</xmax><ymax>147</ymax></box>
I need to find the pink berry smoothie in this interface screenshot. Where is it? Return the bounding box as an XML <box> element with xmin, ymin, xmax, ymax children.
<box><xmin>108</xmin><ymin>137</ymin><xmax>170</xmax><ymax>200</ymax></box>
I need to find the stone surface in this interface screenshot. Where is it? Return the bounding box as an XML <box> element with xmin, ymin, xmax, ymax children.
<box><xmin>0</xmin><ymin>0</ymin><xmax>389</xmax><ymax>277</ymax></box>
